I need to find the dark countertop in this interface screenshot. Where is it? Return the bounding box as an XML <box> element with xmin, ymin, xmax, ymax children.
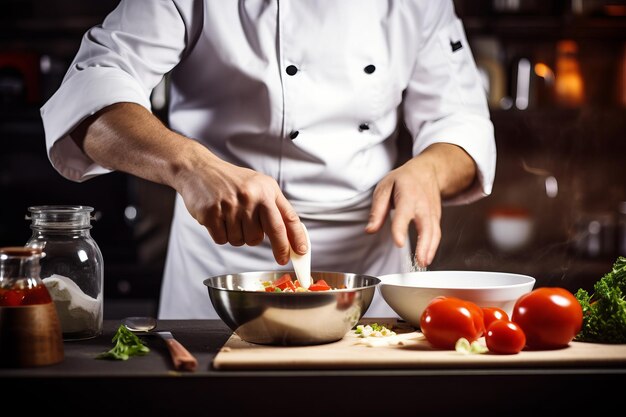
<box><xmin>2</xmin><ymin>320</ymin><xmax>624</xmax><ymax>417</ymax></box>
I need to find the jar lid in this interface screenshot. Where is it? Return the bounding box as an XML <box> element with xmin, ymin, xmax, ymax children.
<box><xmin>27</xmin><ymin>205</ymin><xmax>95</xmax><ymax>230</ymax></box>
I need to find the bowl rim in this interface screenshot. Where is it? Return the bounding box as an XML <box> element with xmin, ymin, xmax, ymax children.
<box><xmin>203</xmin><ymin>270</ymin><xmax>381</xmax><ymax>294</ymax></box>
<box><xmin>378</xmin><ymin>270</ymin><xmax>536</xmax><ymax>291</ymax></box>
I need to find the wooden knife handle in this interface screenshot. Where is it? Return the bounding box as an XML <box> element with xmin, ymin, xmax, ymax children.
<box><xmin>163</xmin><ymin>338</ymin><xmax>198</xmax><ymax>372</ymax></box>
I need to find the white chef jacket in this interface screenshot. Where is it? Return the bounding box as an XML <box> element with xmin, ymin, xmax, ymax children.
<box><xmin>40</xmin><ymin>0</ymin><xmax>496</xmax><ymax>319</ymax></box>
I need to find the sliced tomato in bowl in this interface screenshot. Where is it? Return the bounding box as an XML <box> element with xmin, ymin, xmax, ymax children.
<box><xmin>273</xmin><ymin>273</ymin><xmax>293</xmax><ymax>290</ymax></box>
<box><xmin>309</xmin><ymin>279</ymin><xmax>331</xmax><ymax>291</ymax></box>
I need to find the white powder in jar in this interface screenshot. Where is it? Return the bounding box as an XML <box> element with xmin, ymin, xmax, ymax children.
<box><xmin>43</xmin><ymin>274</ymin><xmax>101</xmax><ymax>334</ymax></box>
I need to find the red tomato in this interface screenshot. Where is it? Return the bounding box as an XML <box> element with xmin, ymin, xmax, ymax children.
<box><xmin>308</xmin><ymin>280</ymin><xmax>331</xmax><ymax>291</ymax></box>
<box><xmin>482</xmin><ymin>306</ymin><xmax>509</xmax><ymax>330</ymax></box>
<box><xmin>420</xmin><ymin>296</ymin><xmax>485</xmax><ymax>349</ymax></box>
<box><xmin>511</xmin><ymin>287</ymin><xmax>583</xmax><ymax>350</ymax></box>
<box><xmin>264</xmin><ymin>285</ymin><xmax>277</xmax><ymax>292</ymax></box>
<box><xmin>485</xmin><ymin>320</ymin><xmax>526</xmax><ymax>354</ymax></box>
<box><xmin>273</xmin><ymin>273</ymin><xmax>293</xmax><ymax>290</ymax></box>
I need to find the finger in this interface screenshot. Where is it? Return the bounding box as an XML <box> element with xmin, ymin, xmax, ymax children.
<box><xmin>366</xmin><ymin>180</ymin><xmax>393</xmax><ymax>234</ymax></box>
<box><xmin>207</xmin><ymin>222</ymin><xmax>228</xmax><ymax>245</ymax></box>
<box><xmin>276</xmin><ymin>193</ymin><xmax>306</xmax><ymax>255</ymax></box>
<box><xmin>413</xmin><ymin>211</ymin><xmax>441</xmax><ymax>268</ymax></box>
<box><xmin>242</xmin><ymin>206</ymin><xmax>264</xmax><ymax>246</ymax></box>
<box><xmin>427</xmin><ymin>220</ymin><xmax>442</xmax><ymax>265</ymax></box>
<box><xmin>390</xmin><ymin>201</ymin><xmax>414</xmax><ymax>248</ymax></box>
<box><xmin>201</xmin><ymin>206</ymin><xmax>228</xmax><ymax>245</ymax></box>
<box><xmin>259</xmin><ymin>203</ymin><xmax>290</xmax><ymax>265</ymax></box>
<box><xmin>412</xmin><ymin>213</ymin><xmax>433</xmax><ymax>268</ymax></box>
<box><xmin>425</xmin><ymin>198</ymin><xmax>442</xmax><ymax>265</ymax></box>
<box><xmin>222</xmin><ymin>201</ymin><xmax>245</xmax><ymax>246</ymax></box>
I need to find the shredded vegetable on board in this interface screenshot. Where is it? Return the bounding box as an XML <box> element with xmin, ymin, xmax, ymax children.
<box><xmin>355</xmin><ymin>323</ymin><xmax>396</xmax><ymax>338</ymax></box>
<box><xmin>96</xmin><ymin>324</ymin><xmax>150</xmax><ymax>361</ymax></box>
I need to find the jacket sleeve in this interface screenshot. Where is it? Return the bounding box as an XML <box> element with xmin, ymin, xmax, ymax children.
<box><xmin>40</xmin><ymin>0</ymin><xmax>191</xmax><ymax>182</ymax></box>
<box><xmin>402</xmin><ymin>0</ymin><xmax>496</xmax><ymax>205</ymax></box>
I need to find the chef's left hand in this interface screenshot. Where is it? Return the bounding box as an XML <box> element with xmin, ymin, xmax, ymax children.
<box><xmin>365</xmin><ymin>143</ymin><xmax>476</xmax><ymax>268</ymax></box>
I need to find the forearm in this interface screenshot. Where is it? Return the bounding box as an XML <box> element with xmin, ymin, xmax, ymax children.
<box><xmin>69</xmin><ymin>102</ymin><xmax>308</xmax><ymax>263</ymax></box>
<box><xmin>69</xmin><ymin>102</ymin><xmax>211</xmax><ymax>190</ymax></box>
<box><xmin>409</xmin><ymin>143</ymin><xmax>477</xmax><ymax>198</ymax></box>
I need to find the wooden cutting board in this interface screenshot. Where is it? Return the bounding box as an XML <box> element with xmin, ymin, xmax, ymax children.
<box><xmin>212</xmin><ymin>318</ymin><xmax>626</xmax><ymax>370</ymax></box>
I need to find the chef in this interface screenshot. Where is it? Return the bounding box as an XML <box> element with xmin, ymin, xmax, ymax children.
<box><xmin>40</xmin><ymin>0</ymin><xmax>496</xmax><ymax>319</ymax></box>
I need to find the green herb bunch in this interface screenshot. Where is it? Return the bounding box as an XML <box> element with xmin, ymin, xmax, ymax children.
<box><xmin>575</xmin><ymin>256</ymin><xmax>626</xmax><ymax>343</ymax></box>
<box><xmin>96</xmin><ymin>324</ymin><xmax>150</xmax><ymax>360</ymax></box>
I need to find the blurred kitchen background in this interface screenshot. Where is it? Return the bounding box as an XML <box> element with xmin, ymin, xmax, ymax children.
<box><xmin>1</xmin><ymin>0</ymin><xmax>625</xmax><ymax>319</ymax></box>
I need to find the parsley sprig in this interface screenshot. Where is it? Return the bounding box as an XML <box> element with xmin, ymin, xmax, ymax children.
<box><xmin>575</xmin><ymin>256</ymin><xmax>626</xmax><ymax>343</ymax></box>
<box><xmin>96</xmin><ymin>324</ymin><xmax>150</xmax><ymax>360</ymax></box>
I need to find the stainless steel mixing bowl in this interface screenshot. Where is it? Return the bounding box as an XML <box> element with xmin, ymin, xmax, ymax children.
<box><xmin>203</xmin><ymin>271</ymin><xmax>380</xmax><ymax>346</ymax></box>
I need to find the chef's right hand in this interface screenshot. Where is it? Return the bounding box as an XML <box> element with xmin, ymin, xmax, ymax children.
<box><xmin>69</xmin><ymin>102</ymin><xmax>305</xmax><ymax>265</ymax></box>
<box><xmin>173</xmin><ymin>143</ymin><xmax>307</xmax><ymax>265</ymax></box>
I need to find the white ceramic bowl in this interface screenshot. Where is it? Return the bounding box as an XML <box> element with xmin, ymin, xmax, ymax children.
<box><xmin>378</xmin><ymin>270</ymin><xmax>536</xmax><ymax>329</ymax></box>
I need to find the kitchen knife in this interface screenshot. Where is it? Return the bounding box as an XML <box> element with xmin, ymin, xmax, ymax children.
<box><xmin>154</xmin><ymin>331</ymin><xmax>198</xmax><ymax>372</ymax></box>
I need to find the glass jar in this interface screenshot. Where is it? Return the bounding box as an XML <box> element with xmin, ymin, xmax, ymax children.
<box><xmin>0</xmin><ymin>246</ymin><xmax>64</xmax><ymax>367</ymax></box>
<box><xmin>26</xmin><ymin>205</ymin><xmax>103</xmax><ymax>341</ymax></box>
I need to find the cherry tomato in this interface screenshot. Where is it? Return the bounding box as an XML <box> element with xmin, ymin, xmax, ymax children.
<box><xmin>485</xmin><ymin>320</ymin><xmax>526</xmax><ymax>354</ymax></box>
<box><xmin>482</xmin><ymin>306</ymin><xmax>509</xmax><ymax>330</ymax></box>
<box><xmin>420</xmin><ymin>296</ymin><xmax>485</xmax><ymax>349</ymax></box>
<box><xmin>511</xmin><ymin>287</ymin><xmax>583</xmax><ymax>350</ymax></box>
